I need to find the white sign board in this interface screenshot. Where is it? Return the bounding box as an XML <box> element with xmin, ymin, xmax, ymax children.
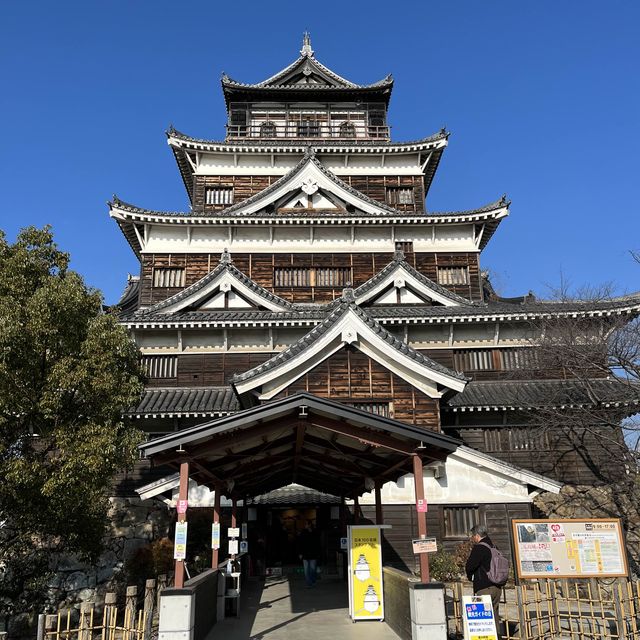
<box><xmin>228</xmin><ymin>539</ymin><xmax>239</xmax><ymax>555</ymax></box>
<box><xmin>462</xmin><ymin>595</ymin><xmax>498</xmax><ymax>640</ymax></box>
<box><xmin>211</xmin><ymin>522</ymin><xmax>220</xmax><ymax>550</ymax></box>
<box><xmin>228</xmin><ymin>527</ymin><xmax>240</xmax><ymax>538</ymax></box>
<box><xmin>174</xmin><ymin>521</ymin><xmax>188</xmax><ymax>561</ymax></box>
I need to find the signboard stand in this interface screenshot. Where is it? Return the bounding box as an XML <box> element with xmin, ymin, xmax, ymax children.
<box><xmin>347</xmin><ymin>525</ymin><xmax>391</xmax><ymax>622</ymax></box>
<box><xmin>461</xmin><ymin>595</ymin><xmax>498</xmax><ymax>640</ymax></box>
<box><xmin>511</xmin><ymin>518</ymin><xmax>628</xmax><ymax>581</ymax></box>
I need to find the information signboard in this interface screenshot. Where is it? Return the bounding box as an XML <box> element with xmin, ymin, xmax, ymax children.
<box><xmin>412</xmin><ymin>537</ymin><xmax>437</xmax><ymax>554</ymax></box>
<box><xmin>174</xmin><ymin>521</ymin><xmax>188</xmax><ymax>560</ymax></box>
<box><xmin>211</xmin><ymin>522</ymin><xmax>220</xmax><ymax>550</ymax></box>
<box><xmin>462</xmin><ymin>595</ymin><xmax>498</xmax><ymax>640</ymax></box>
<box><xmin>511</xmin><ymin>518</ymin><xmax>628</xmax><ymax>579</ymax></box>
<box><xmin>347</xmin><ymin>526</ymin><xmax>385</xmax><ymax>621</ymax></box>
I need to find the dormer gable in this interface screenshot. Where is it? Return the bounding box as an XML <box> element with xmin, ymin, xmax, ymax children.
<box><xmin>231</xmin><ymin>290</ymin><xmax>468</xmax><ymax>400</ymax></box>
<box><xmin>351</xmin><ymin>251</ymin><xmax>476</xmax><ymax>307</ymax></box>
<box><xmin>137</xmin><ymin>251</ymin><xmax>294</xmax><ymax>316</ymax></box>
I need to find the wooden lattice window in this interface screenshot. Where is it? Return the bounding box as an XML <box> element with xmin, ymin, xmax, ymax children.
<box><xmin>205</xmin><ymin>187</ymin><xmax>234</xmax><ymax>206</ymax></box>
<box><xmin>274</xmin><ymin>267</ymin><xmax>352</xmax><ymax>288</ymax></box>
<box><xmin>443</xmin><ymin>506</ymin><xmax>482</xmax><ymax>538</ymax></box>
<box><xmin>345</xmin><ymin>401</ymin><xmax>391</xmax><ymax>418</ymax></box>
<box><xmin>500</xmin><ymin>348</ymin><xmax>538</xmax><ymax>370</ymax></box>
<box><xmin>386</xmin><ymin>187</ymin><xmax>414</xmax><ymax>205</ymax></box>
<box><xmin>395</xmin><ymin>241</ymin><xmax>414</xmax><ymax>254</ymax></box>
<box><xmin>483</xmin><ymin>429</ymin><xmax>503</xmax><ymax>452</ymax></box>
<box><xmin>298</xmin><ymin>120</ymin><xmax>320</xmax><ymax>137</ymax></box>
<box><xmin>509</xmin><ymin>429</ymin><xmax>550</xmax><ymax>451</ymax></box>
<box><xmin>153</xmin><ymin>268</ymin><xmax>185</xmax><ymax>288</ymax></box>
<box><xmin>453</xmin><ymin>349</ymin><xmax>494</xmax><ymax>371</ymax></box>
<box><xmin>437</xmin><ymin>266</ymin><xmax>469</xmax><ymax>286</ymax></box>
<box><xmin>142</xmin><ymin>355</ymin><xmax>177</xmax><ymax>379</ymax></box>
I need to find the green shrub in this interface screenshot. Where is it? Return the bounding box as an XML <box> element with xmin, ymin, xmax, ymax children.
<box><xmin>428</xmin><ymin>550</ymin><xmax>461</xmax><ymax>582</ymax></box>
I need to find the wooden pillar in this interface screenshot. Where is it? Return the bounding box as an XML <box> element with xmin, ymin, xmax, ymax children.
<box><xmin>340</xmin><ymin>496</ymin><xmax>347</xmax><ymax>535</ymax></box>
<box><xmin>353</xmin><ymin>495</ymin><xmax>360</xmax><ymax>524</ymax></box>
<box><xmin>413</xmin><ymin>454</ymin><xmax>430</xmax><ymax>583</ymax></box>
<box><xmin>211</xmin><ymin>484</ymin><xmax>221</xmax><ymax>569</ymax></box>
<box><xmin>375</xmin><ymin>481</ymin><xmax>383</xmax><ymax>525</ymax></box>
<box><xmin>174</xmin><ymin>460</ymin><xmax>189</xmax><ymax>588</ymax></box>
<box><xmin>231</xmin><ymin>497</ymin><xmax>237</xmax><ymax>528</ymax></box>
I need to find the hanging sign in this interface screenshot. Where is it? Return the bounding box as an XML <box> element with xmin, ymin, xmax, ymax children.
<box><xmin>228</xmin><ymin>527</ymin><xmax>240</xmax><ymax>538</ymax></box>
<box><xmin>211</xmin><ymin>522</ymin><xmax>221</xmax><ymax>550</ymax></box>
<box><xmin>174</xmin><ymin>521</ymin><xmax>188</xmax><ymax>560</ymax></box>
<box><xmin>416</xmin><ymin>499</ymin><xmax>428</xmax><ymax>513</ymax></box>
<box><xmin>412</xmin><ymin>538</ymin><xmax>437</xmax><ymax>554</ymax></box>
<box><xmin>462</xmin><ymin>595</ymin><xmax>498</xmax><ymax>640</ymax></box>
<box><xmin>240</xmin><ymin>541</ymin><xmax>249</xmax><ymax>554</ymax></box>
<box><xmin>177</xmin><ymin>499</ymin><xmax>188</xmax><ymax>514</ymax></box>
<box><xmin>241</xmin><ymin>523</ymin><xmax>248</xmax><ymax>539</ymax></box>
<box><xmin>348</xmin><ymin>525</ymin><xmax>385</xmax><ymax>621</ymax></box>
<box><xmin>229</xmin><ymin>539</ymin><xmax>239</xmax><ymax>555</ymax></box>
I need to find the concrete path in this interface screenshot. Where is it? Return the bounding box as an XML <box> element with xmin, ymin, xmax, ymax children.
<box><xmin>210</xmin><ymin>575</ymin><xmax>400</xmax><ymax>640</ymax></box>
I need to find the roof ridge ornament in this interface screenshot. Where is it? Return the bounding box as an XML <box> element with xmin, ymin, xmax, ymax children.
<box><xmin>300</xmin><ymin>31</ymin><xmax>314</xmax><ymax>57</ymax></box>
<box><xmin>220</xmin><ymin>248</ymin><xmax>233</xmax><ymax>264</ymax></box>
<box><xmin>342</xmin><ymin>288</ymin><xmax>356</xmax><ymax>303</ymax></box>
<box><xmin>393</xmin><ymin>250</ymin><xmax>405</xmax><ymax>262</ymax></box>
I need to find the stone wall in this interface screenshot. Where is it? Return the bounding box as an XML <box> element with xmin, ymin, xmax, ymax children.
<box><xmin>46</xmin><ymin>497</ymin><xmax>172</xmax><ymax>610</ymax></box>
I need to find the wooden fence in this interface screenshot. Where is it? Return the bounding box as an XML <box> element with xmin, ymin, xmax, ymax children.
<box><xmin>446</xmin><ymin>579</ymin><xmax>640</xmax><ymax>639</ymax></box>
<box><xmin>39</xmin><ymin>575</ymin><xmax>168</xmax><ymax>640</ymax></box>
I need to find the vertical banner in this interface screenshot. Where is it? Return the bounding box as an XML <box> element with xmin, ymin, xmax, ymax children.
<box><xmin>211</xmin><ymin>522</ymin><xmax>220</xmax><ymax>550</ymax></box>
<box><xmin>174</xmin><ymin>521</ymin><xmax>188</xmax><ymax>560</ymax></box>
<box><xmin>462</xmin><ymin>595</ymin><xmax>498</xmax><ymax>640</ymax></box>
<box><xmin>347</xmin><ymin>525</ymin><xmax>385</xmax><ymax>621</ymax></box>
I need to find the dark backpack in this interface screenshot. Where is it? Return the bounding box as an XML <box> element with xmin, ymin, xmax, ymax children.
<box><xmin>480</xmin><ymin>542</ymin><xmax>509</xmax><ymax>585</ymax></box>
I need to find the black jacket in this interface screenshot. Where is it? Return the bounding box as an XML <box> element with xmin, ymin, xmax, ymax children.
<box><xmin>298</xmin><ymin>528</ymin><xmax>321</xmax><ymax>560</ymax></box>
<box><xmin>465</xmin><ymin>536</ymin><xmax>497</xmax><ymax>592</ymax></box>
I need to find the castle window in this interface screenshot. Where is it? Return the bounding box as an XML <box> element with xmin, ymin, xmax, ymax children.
<box><xmin>339</xmin><ymin>122</ymin><xmax>356</xmax><ymax>137</ymax></box>
<box><xmin>386</xmin><ymin>187</ymin><xmax>414</xmax><ymax>206</ymax></box>
<box><xmin>453</xmin><ymin>349</ymin><xmax>494</xmax><ymax>371</ymax></box>
<box><xmin>500</xmin><ymin>348</ymin><xmax>538</xmax><ymax>370</ymax></box>
<box><xmin>483</xmin><ymin>429</ymin><xmax>503</xmax><ymax>452</ymax></box>
<box><xmin>142</xmin><ymin>355</ymin><xmax>177</xmax><ymax>379</ymax></box>
<box><xmin>345</xmin><ymin>401</ymin><xmax>391</xmax><ymax>418</ymax></box>
<box><xmin>153</xmin><ymin>268</ymin><xmax>185</xmax><ymax>288</ymax></box>
<box><xmin>298</xmin><ymin>119</ymin><xmax>320</xmax><ymax>137</ymax></box>
<box><xmin>509</xmin><ymin>429</ymin><xmax>550</xmax><ymax>451</ymax></box>
<box><xmin>443</xmin><ymin>506</ymin><xmax>482</xmax><ymax>538</ymax></box>
<box><xmin>274</xmin><ymin>267</ymin><xmax>352</xmax><ymax>288</ymax></box>
<box><xmin>260</xmin><ymin>121</ymin><xmax>277</xmax><ymax>137</ymax></box>
<box><xmin>395</xmin><ymin>241</ymin><xmax>414</xmax><ymax>254</ymax></box>
<box><xmin>205</xmin><ymin>187</ymin><xmax>234</xmax><ymax>206</ymax></box>
<box><xmin>437</xmin><ymin>266</ymin><xmax>469</xmax><ymax>286</ymax></box>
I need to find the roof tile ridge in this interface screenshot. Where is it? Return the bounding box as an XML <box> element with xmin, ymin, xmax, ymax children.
<box><xmin>428</xmin><ymin>195</ymin><xmax>510</xmax><ymax>217</ymax></box>
<box><xmin>109</xmin><ymin>195</ymin><xmax>190</xmax><ymax>217</ymax></box>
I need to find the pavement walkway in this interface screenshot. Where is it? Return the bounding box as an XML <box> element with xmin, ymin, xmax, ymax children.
<box><xmin>209</xmin><ymin>575</ymin><xmax>400</xmax><ymax>640</ymax></box>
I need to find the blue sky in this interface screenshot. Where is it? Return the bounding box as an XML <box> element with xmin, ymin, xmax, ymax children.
<box><xmin>1</xmin><ymin>1</ymin><xmax>638</xmax><ymax>304</ymax></box>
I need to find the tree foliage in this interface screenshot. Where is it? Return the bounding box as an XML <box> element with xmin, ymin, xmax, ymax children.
<box><xmin>0</xmin><ymin>227</ymin><xmax>144</xmax><ymax>617</ymax></box>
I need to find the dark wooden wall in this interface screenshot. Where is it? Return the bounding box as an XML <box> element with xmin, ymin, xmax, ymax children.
<box><xmin>139</xmin><ymin>252</ymin><xmax>482</xmax><ymax>306</ymax></box>
<box><xmin>192</xmin><ymin>175</ymin><xmax>425</xmax><ymax>214</ymax></box>
<box><xmin>275</xmin><ymin>349</ymin><xmax>441</xmax><ymax>431</ymax></box>
<box><xmin>357</xmin><ymin>502</ymin><xmax>531</xmax><ymax>573</ymax></box>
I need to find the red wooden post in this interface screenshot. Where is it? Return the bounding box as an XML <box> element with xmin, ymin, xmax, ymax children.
<box><xmin>174</xmin><ymin>460</ymin><xmax>189</xmax><ymax>588</ymax></box>
<box><xmin>353</xmin><ymin>494</ymin><xmax>360</xmax><ymax>524</ymax></box>
<box><xmin>375</xmin><ymin>481</ymin><xmax>383</xmax><ymax>525</ymax></box>
<box><xmin>413</xmin><ymin>454</ymin><xmax>430</xmax><ymax>583</ymax></box>
<box><xmin>231</xmin><ymin>497</ymin><xmax>237</xmax><ymax>528</ymax></box>
<box><xmin>212</xmin><ymin>484</ymin><xmax>221</xmax><ymax>569</ymax></box>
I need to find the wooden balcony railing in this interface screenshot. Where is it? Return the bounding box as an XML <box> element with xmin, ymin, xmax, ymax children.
<box><xmin>225</xmin><ymin>123</ymin><xmax>390</xmax><ymax>141</ymax></box>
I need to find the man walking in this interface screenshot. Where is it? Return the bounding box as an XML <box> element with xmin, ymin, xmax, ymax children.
<box><xmin>465</xmin><ymin>524</ymin><xmax>504</xmax><ymax>630</ymax></box>
<box><xmin>298</xmin><ymin>521</ymin><xmax>321</xmax><ymax>587</ymax></box>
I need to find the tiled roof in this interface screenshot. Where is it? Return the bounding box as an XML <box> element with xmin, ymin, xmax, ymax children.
<box><xmin>248</xmin><ymin>484</ymin><xmax>341</xmax><ymax>505</ymax></box>
<box><xmin>446</xmin><ymin>379</ymin><xmax>640</xmax><ymax>410</ymax></box>
<box><xmin>127</xmin><ymin>387</ymin><xmax>239</xmax><ymax>417</ymax></box>
<box><xmin>134</xmin><ymin>251</ymin><xmax>294</xmax><ymax>316</ymax></box>
<box><xmin>115</xmin><ymin>277</ymin><xmax>140</xmax><ymax>313</ymax></box>
<box><xmin>231</xmin><ymin>292</ymin><xmax>467</xmax><ymax>386</ymax></box>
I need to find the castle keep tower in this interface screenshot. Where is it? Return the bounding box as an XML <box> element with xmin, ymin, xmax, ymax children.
<box><xmin>111</xmin><ymin>36</ymin><xmax>640</xmax><ymax>569</ymax></box>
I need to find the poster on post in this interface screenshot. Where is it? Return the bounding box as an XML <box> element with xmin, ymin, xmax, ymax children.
<box><xmin>347</xmin><ymin>525</ymin><xmax>385</xmax><ymax>621</ymax></box>
<box><xmin>174</xmin><ymin>521</ymin><xmax>188</xmax><ymax>560</ymax></box>
<box><xmin>461</xmin><ymin>595</ymin><xmax>498</xmax><ymax>640</ymax></box>
<box><xmin>511</xmin><ymin>518</ymin><xmax>628</xmax><ymax>579</ymax></box>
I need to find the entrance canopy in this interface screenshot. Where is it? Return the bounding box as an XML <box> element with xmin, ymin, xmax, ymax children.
<box><xmin>139</xmin><ymin>392</ymin><xmax>460</xmax><ymax>498</ymax></box>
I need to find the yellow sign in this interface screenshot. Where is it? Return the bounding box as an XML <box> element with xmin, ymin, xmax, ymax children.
<box><xmin>348</xmin><ymin>526</ymin><xmax>384</xmax><ymax>621</ymax></box>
